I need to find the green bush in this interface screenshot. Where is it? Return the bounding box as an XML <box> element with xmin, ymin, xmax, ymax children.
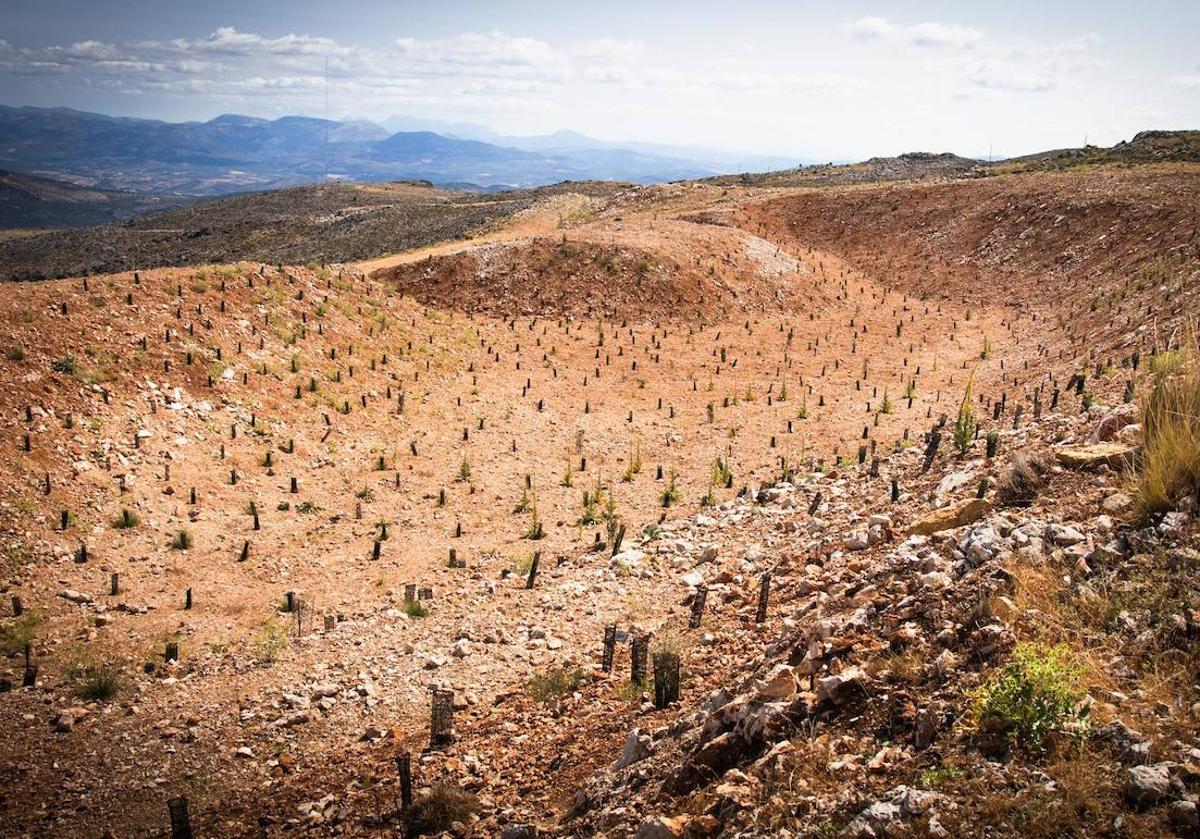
<box><xmin>52</xmin><ymin>356</ymin><xmax>76</xmax><ymax>375</ymax></box>
<box><xmin>406</xmin><ymin>785</ymin><xmax>478</xmax><ymax>836</ymax></box>
<box><xmin>0</xmin><ymin>610</ymin><xmax>43</xmax><ymax>657</ymax></box>
<box><xmin>253</xmin><ymin>620</ymin><xmax>288</xmax><ymax>664</ymax></box>
<box><xmin>403</xmin><ymin>599</ymin><xmax>428</xmax><ymax>618</ymax></box>
<box><xmin>972</xmin><ymin>644</ymin><xmax>1088</xmax><ymax>754</ymax></box>
<box><xmin>170</xmin><ymin>528</ymin><xmax>193</xmax><ymax>550</ymax></box>
<box><xmin>528</xmin><ymin>666</ymin><xmax>585</xmax><ymax>703</ymax></box>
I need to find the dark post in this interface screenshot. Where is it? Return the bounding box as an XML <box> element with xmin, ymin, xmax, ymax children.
<box><xmin>630</xmin><ymin>634</ymin><xmax>650</xmax><ymax>686</ymax></box>
<box><xmin>688</xmin><ymin>585</ymin><xmax>708</xmax><ymax>629</ymax></box>
<box><xmin>601</xmin><ymin>624</ymin><xmax>617</xmax><ymax>673</ymax></box>
<box><xmin>429</xmin><ymin>688</ymin><xmax>455</xmax><ymax>749</ymax></box>
<box><xmin>526</xmin><ymin>551</ymin><xmax>540</xmax><ymax>589</ymax></box>
<box><xmin>110</xmin><ymin>573</ymin><xmax>120</xmax><ymax>596</ymax></box>
<box><xmin>653</xmin><ymin>652</ymin><xmax>680</xmax><ymax>709</ymax></box>
<box><xmin>755</xmin><ymin>572</ymin><xmax>771</xmax><ymax>623</ymax></box>
<box><xmin>397</xmin><ymin>752</ymin><xmax>413</xmax><ymax>813</ymax></box>
<box><xmin>610</xmin><ymin>524</ymin><xmax>625</xmax><ymax>556</ymax></box>
<box><xmin>168</xmin><ymin>796</ymin><xmax>193</xmax><ymax>839</ymax></box>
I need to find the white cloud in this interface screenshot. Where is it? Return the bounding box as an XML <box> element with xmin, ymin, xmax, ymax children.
<box><xmin>1169</xmin><ymin>67</ymin><xmax>1200</xmax><ymax>90</ymax></box>
<box><xmin>847</xmin><ymin>16</ymin><xmax>982</xmax><ymax>49</ymax></box>
<box><xmin>958</xmin><ymin>33</ymin><xmax>1104</xmax><ymax>94</ymax></box>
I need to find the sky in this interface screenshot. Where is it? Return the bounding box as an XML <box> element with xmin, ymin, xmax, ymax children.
<box><xmin>1</xmin><ymin>0</ymin><xmax>1198</xmax><ymax>160</ymax></box>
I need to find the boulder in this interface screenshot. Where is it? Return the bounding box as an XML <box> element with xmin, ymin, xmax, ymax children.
<box><xmin>908</xmin><ymin>499</ymin><xmax>991</xmax><ymax>536</ymax></box>
<box><xmin>816</xmin><ymin>665</ymin><xmax>866</xmax><ymax>707</ymax></box>
<box><xmin>1055</xmin><ymin>443</ymin><xmax>1136</xmax><ymax>470</ymax></box>
<box><xmin>1125</xmin><ymin>763</ymin><xmax>1172</xmax><ymax>808</ymax></box>
<box><xmin>1088</xmin><ymin>403</ymin><xmax>1138</xmax><ymax>443</ymax></box>
<box><xmin>636</xmin><ymin>816</ymin><xmax>689</xmax><ymax>839</ymax></box>
<box><xmin>754</xmin><ymin>665</ymin><xmax>799</xmax><ymax>702</ymax></box>
<box><xmin>613</xmin><ymin>728</ymin><xmax>653</xmax><ymax>771</ymax></box>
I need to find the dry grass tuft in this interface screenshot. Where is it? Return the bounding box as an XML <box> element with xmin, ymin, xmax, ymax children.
<box><xmin>1134</xmin><ymin>332</ymin><xmax>1200</xmax><ymax>519</ymax></box>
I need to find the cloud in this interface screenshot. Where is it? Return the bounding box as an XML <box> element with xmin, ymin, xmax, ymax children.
<box><xmin>1169</xmin><ymin>67</ymin><xmax>1200</xmax><ymax>89</ymax></box>
<box><xmin>847</xmin><ymin>17</ymin><xmax>982</xmax><ymax>49</ymax></box>
<box><xmin>958</xmin><ymin>34</ymin><xmax>1104</xmax><ymax>94</ymax></box>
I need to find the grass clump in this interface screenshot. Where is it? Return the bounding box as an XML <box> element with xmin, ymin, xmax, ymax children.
<box><xmin>528</xmin><ymin>666</ymin><xmax>585</xmax><ymax>703</ymax></box>
<box><xmin>71</xmin><ymin>661</ymin><xmax>122</xmax><ymax>701</ymax></box>
<box><xmin>972</xmin><ymin>643</ymin><xmax>1088</xmax><ymax>756</ymax></box>
<box><xmin>995</xmin><ymin>453</ymin><xmax>1046</xmax><ymax>507</ymax></box>
<box><xmin>170</xmin><ymin>528</ymin><xmax>194</xmax><ymax>550</ymax></box>
<box><xmin>113</xmin><ymin>508</ymin><xmax>139</xmax><ymax>529</ymax></box>
<box><xmin>405</xmin><ymin>784</ymin><xmax>478</xmax><ymax>836</ymax></box>
<box><xmin>403</xmin><ymin>599</ymin><xmax>429</xmax><ymax>618</ymax></box>
<box><xmin>51</xmin><ymin>356</ymin><xmax>76</xmax><ymax>375</ymax></box>
<box><xmin>1134</xmin><ymin>335</ymin><xmax>1200</xmax><ymax>519</ymax></box>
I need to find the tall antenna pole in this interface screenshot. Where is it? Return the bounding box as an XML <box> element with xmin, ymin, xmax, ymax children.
<box><xmin>323</xmin><ymin>55</ymin><xmax>329</xmax><ymax>182</ymax></box>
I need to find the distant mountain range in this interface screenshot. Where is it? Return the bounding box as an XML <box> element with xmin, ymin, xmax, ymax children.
<box><xmin>0</xmin><ymin>105</ymin><xmax>801</xmax><ymax>198</ymax></box>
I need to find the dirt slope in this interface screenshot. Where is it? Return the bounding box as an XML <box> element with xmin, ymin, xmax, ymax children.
<box><xmin>0</xmin><ymin>164</ymin><xmax>1196</xmax><ymax>839</ymax></box>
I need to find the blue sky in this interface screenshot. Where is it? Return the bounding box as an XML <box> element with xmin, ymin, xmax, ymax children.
<box><xmin>2</xmin><ymin>0</ymin><xmax>1197</xmax><ymax>159</ymax></box>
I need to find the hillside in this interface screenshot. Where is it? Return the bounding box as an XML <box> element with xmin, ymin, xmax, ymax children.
<box><xmin>0</xmin><ymin>162</ymin><xmax>1197</xmax><ymax>839</ymax></box>
<box><xmin>708</xmin><ymin>131</ymin><xmax>1200</xmax><ymax>189</ymax></box>
<box><xmin>0</xmin><ymin>169</ymin><xmax>193</xmax><ymax>229</ymax></box>
<box><xmin>0</xmin><ymin>180</ymin><xmax>625</xmax><ymax>280</ymax></box>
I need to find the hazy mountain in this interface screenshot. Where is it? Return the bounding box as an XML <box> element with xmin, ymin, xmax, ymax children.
<box><xmin>0</xmin><ymin>106</ymin><xmax>725</xmax><ymax>198</ymax></box>
<box><xmin>381</xmin><ymin>116</ymin><xmax>803</xmax><ymax>173</ymax></box>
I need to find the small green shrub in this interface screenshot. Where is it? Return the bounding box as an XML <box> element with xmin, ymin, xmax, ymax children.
<box><xmin>253</xmin><ymin>620</ymin><xmax>288</xmax><ymax>664</ymax></box>
<box><xmin>0</xmin><ymin>610</ymin><xmax>43</xmax><ymax>656</ymax></box>
<box><xmin>917</xmin><ymin>764</ymin><xmax>963</xmax><ymax>789</ymax></box>
<box><xmin>6</xmin><ymin>346</ymin><xmax>25</xmax><ymax>361</ymax></box>
<box><xmin>403</xmin><ymin>599</ymin><xmax>428</xmax><ymax>618</ymax></box>
<box><xmin>52</xmin><ymin>356</ymin><xmax>76</xmax><ymax>374</ymax></box>
<box><xmin>528</xmin><ymin>666</ymin><xmax>585</xmax><ymax>703</ymax></box>
<box><xmin>972</xmin><ymin>643</ymin><xmax>1088</xmax><ymax>754</ymax></box>
<box><xmin>953</xmin><ymin>374</ymin><xmax>977</xmax><ymax>455</ymax></box>
<box><xmin>660</xmin><ymin>472</ymin><xmax>681</xmax><ymax>508</ymax></box>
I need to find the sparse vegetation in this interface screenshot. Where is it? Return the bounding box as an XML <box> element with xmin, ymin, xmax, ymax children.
<box><xmin>972</xmin><ymin>643</ymin><xmax>1088</xmax><ymax>755</ymax></box>
<box><xmin>528</xmin><ymin>666</ymin><xmax>585</xmax><ymax>703</ymax></box>
<box><xmin>1133</xmin><ymin>334</ymin><xmax>1199</xmax><ymax>518</ymax></box>
<box><xmin>71</xmin><ymin>661</ymin><xmax>122</xmax><ymax>701</ymax></box>
<box><xmin>406</xmin><ymin>785</ymin><xmax>479</xmax><ymax>837</ymax></box>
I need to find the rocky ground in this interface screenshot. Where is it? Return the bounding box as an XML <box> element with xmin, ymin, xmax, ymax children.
<box><xmin>0</xmin><ymin>165</ymin><xmax>1197</xmax><ymax>839</ymax></box>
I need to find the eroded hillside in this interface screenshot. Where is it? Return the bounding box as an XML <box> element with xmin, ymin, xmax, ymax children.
<box><xmin>0</xmin><ymin>165</ymin><xmax>1197</xmax><ymax>839</ymax></box>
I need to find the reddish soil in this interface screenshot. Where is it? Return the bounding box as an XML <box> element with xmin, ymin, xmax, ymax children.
<box><xmin>0</xmin><ymin>166</ymin><xmax>1195</xmax><ymax>838</ymax></box>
